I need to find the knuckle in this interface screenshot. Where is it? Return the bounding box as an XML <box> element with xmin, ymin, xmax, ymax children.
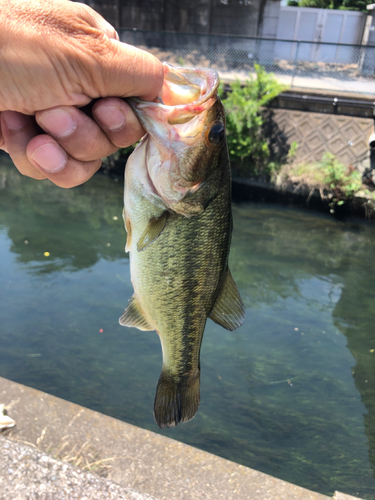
<box><xmin>52</xmin><ymin>159</ymin><xmax>102</xmax><ymax>188</ymax></box>
<box><xmin>71</xmin><ymin>142</ymin><xmax>116</xmax><ymax>162</ymax></box>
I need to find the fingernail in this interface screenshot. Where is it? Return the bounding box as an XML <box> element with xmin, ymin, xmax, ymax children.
<box><xmin>31</xmin><ymin>143</ymin><xmax>67</xmax><ymax>173</ymax></box>
<box><xmin>95</xmin><ymin>105</ymin><xmax>125</xmax><ymax>131</ymax></box>
<box><xmin>2</xmin><ymin>111</ymin><xmax>28</xmax><ymax>131</ymax></box>
<box><xmin>38</xmin><ymin>109</ymin><xmax>76</xmax><ymax>138</ymax></box>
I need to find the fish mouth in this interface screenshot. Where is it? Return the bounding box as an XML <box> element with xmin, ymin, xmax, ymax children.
<box><xmin>159</xmin><ymin>63</ymin><xmax>219</xmax><ymax>108</ymax></box>
<box><xmin>127</xmin><ymin>63</ymin><xmax>219</xmax><ymax>132</ymax></box>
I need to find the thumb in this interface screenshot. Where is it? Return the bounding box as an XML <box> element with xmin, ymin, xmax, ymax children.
<box><xmin>97</xmin><ymin>40</ymin><xmax>164</xmax><ymax>102</ymax></box>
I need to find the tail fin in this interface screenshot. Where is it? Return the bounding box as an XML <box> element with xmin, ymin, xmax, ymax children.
<box><xmin>153</xmin><ymin>370</ymin><xmax>200</xmax><ymax>429</ymax></box>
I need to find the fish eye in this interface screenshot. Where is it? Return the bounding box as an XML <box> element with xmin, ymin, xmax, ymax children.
<box><xmin>208</xmin><ymin>122</ymin><xmax>225</xmax><ymax>145</ymax></box>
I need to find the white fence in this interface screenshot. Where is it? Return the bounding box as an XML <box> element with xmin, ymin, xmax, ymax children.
<box><xmin>276</xmin><ymin>6</ymin><xmax>367</xmax><ymax>64</ymax></box>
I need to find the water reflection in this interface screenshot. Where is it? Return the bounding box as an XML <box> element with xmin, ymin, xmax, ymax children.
<box><xmin>0</xmin><ymin>157</ymin><xmax>126</xmax><ymax>272</ymax></box>
<box><xmin>227</xmin><ymin>204</ymin><xmax>374</xmax><ymax>496</ymax></box>
<box><xmin>1</xmin><ymin>155</ymin><xmax>375</xmax><ymax>498</ymax></box>
<box><xmin>333</xmin><ymin>266</ymin><xmax>375</xmax><ymax>480</ymax></box>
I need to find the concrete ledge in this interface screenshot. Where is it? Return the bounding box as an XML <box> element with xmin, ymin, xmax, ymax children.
<box><xmin>0</xmin><ymin>436</ymin><xmax>157</xmax><ymax>500</ymax></box>
<box><xmin>0</xmin><ymin>377</ymin><xmax>358</xmax><ymax>500</ymax></box>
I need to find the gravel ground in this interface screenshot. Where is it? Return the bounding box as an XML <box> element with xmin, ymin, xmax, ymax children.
<box><xmin>0</xmin><ymin>436</ymin><xmax>158</xmax><ymax>500</ymax></box>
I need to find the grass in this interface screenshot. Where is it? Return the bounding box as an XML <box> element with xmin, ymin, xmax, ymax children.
<box><xmin>47</xmin><ymin>437</ymin><xmax>118</xmax><ymax>475</ymax></box>
<box><xmin>275</xmin><ymin>152</ymin><xmax>374</xmax><ymax>210</ymax></box>
<box><xmin>4</xmin><ymin>422</ymin><xmax>117</xmax><ymax>477</ymax></box>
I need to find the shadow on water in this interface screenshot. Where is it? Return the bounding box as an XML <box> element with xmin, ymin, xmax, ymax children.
<box><xmin>1</xmin><ymin>155</ymin><xmax>375</xmax><ymax>498</ymax></box>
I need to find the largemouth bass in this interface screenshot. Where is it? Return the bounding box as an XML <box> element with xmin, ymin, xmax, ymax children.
<box><xmin>120</xmin><ymin>63</ymin><xmax>245</xmax><ymax>429</ymax></box>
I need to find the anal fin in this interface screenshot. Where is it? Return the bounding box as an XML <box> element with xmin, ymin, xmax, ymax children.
<box><xmin>209</xmin><ymin>268</ymin><xmax>245</xmax><ymax>331</ymax></box>
<box><xmin>119</xmin><ymin>295</ymin><xmax>154</xmax><ymax>331</ymax></box>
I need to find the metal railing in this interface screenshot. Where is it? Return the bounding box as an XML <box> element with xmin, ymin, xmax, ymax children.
<box><xmin>119</xmin><ymin>29</ymin><xmax>375</xmax><ymax>95</ymax></box>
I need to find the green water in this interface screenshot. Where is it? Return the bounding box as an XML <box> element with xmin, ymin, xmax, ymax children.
<box><xmin>0</xmin><ymin>155</ymin><xmax>374</xmax><ymax>498</ymax></box>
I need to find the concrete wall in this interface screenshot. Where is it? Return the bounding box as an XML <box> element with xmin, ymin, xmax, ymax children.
<box><xmin>78</xmin><ymin>0</ymin><xmax>281</xmax><ymax>37</ymax></box>
<box><xmin>271</xmin><ymin>108</ymin><xmax>373</xmax><ymax>171</ymax></box>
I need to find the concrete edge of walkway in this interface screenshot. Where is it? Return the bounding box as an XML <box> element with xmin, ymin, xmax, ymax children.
<box><xmin>218</xmin><ymin>69</ymin><xmax>375</xmax><ymax>100</ymax></box>
<box><xmin>0</xmin><ymin>435</ymin><xmax>158</xmax><ymax>500</ymax></box>
<box><xmin>0</xmin><ymin>377</ymin><xmax>363</xmax><ymax>500</ymax></box>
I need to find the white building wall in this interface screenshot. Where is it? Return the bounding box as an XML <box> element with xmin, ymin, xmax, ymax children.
<box><xmin>276</xmin><ymin>6</ymin><xmax>366</xmax><ymax>44</ymax></box>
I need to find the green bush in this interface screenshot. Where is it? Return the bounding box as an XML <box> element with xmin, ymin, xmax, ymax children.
<box><xmin>286</xmin><ymin>0</ymin><xmax>368</xmax><ymax>9</ymax></box>
<box><xmin>340</xmin><ymin>0</ymin><xmax>368</xmax><ymax>11</ymax></box>
<box><xmin>298</xmin><ymin>0</ymin><xmax>331</xmax><ymax>7</ymax></box>
<box><xmin>219</xmin><ymin>64</ymin><xmax>287</xmax><ymax>179</ymax></box>
<box><xmin>281</xmin><ymin>152</ymin><xmax>363</xmax><ymax>208</ymax></box>
<box><xmin>319</xmin><ymin>152</ymin><xmax>362</xmax><ymax>205</ymax></box>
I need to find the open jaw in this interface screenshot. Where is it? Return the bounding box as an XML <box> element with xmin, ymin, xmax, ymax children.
<box><xmin>126</xmin><ymin>64</ymin><xmax>221</xmax><ymax>212</ymax></box>
<box><xmin>160</xmin><ymin>63</ymin><xmax>220</xmax><ymax>107</ymax></box>
<box><xmin>127</xmin><ymin>63</ymin><xmax>220</xmax><ymax>141</ymax></box>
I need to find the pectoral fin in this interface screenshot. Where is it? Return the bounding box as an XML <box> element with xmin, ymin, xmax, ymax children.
<box><xmin>137</xmin><ymin>212</ymin><xmax>168</xmax><ymax>252</ymax></box>
<box><xmin>209</xmin><ymin>268</ymin><xmax>245</xmax><ymax>331</ymax></box>
<box><xmin>119</xmin><ymin>295</ymin><xmax>154</xmax><ymax>331</ymax></box>
<box><xmin>123</xmin><ymin>208</ymin><xmax>132</xmax><ymax>252</ymax></box>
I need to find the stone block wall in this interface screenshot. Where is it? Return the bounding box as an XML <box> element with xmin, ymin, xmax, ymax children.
<box><xmin>271</xmin><ymin>109</ymin><xmax>374</xmax><ymax>171</ymax></box>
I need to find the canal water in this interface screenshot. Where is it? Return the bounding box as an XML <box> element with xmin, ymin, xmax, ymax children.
<box><xmin>0</xmin><ymin>155</ymin><xmax>374</xmax><ymax>499</ymax></box>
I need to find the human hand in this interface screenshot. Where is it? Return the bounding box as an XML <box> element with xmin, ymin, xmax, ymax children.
<box><xmin>1</xmin><ymin>98</ymin><xmax>146</xmax><ymax>187</ymax></box>
<box><xmin>0</xmin><ymin>0</ymin><xmax>163</xmax><ymax>187</ymax></box>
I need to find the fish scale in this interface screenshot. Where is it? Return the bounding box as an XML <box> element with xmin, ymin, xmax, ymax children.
<box><xmin>128</xmin><ymin>173</ymin><xmax>231</xmax><ymax>369</ymax></box>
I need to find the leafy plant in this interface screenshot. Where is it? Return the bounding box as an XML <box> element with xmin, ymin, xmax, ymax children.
<box><xmin>320</xmin><ymin>153</ymin><xmax>362</xmax><ymax>199</ymax></box>
<box><xmin>219</xmin><ymin>64</ymin><xmax>287</xmax><ymax>179</ymax></box>
<box><xmin>287</xmin><ymin>141</ymin><xmax>299</xmax><ymax>161</ymax></box>
<box><xmin>339</xmin><ymin>0</ymin><xmax>368</xmax><ymax>11</ymax></box>
<box><xmin>279</xmin><ymin>152</ymin><xmax>363</xmax><ymax>209</ymax></box>
<box><xmin>286</xmin><ymin>0</ymin><xmax>368</xmax><ymax>9</ymax></box>
<box><xmin>298</xmin><ymin>0</ymin><xmax>331</xmax><ymax>7</ymax></box>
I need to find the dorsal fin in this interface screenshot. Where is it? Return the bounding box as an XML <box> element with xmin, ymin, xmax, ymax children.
<box><xmin>209</xmin><ymin>268</ymin><xmax>245</xmax><ymax>331</ymax></box>
<box><xmin>119</xmin><ymin>295</ymin><xmax>154</xmax><ymax>331</ymax></box>
<box><xmin>137</xmin><ymin>212</ymin><xmax>168</xmax><ymax>252</ymax></box>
